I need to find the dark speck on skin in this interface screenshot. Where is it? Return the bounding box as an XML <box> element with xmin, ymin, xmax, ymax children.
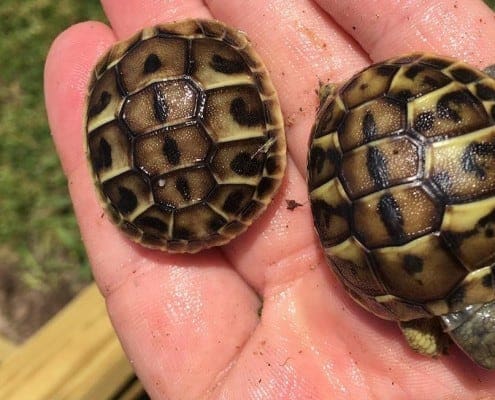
<box><xmin>286</xmin><ymin>199</ymin><xmax>303</xmax><ymax>210</ymax></box>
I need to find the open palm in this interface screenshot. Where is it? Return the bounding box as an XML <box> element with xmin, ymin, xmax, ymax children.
<box><xmin>45</xmin><ymin>1</ymin><xmax>495</xmax><ymax>398</ymax></box>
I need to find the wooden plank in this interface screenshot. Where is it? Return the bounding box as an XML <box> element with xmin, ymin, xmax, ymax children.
<box><xmin>0</xmin><ymin>335</ymin><xmax>16</xmax><ymax>361</ymax></box>
<box><xmin>0</xmin><ymin>283</ymin><xmax>141</xmax><ymax>399</ymax></box>
<box><xmin>111</xmin><ymin>376</ymin><xmax>148</xmax><ymax>400</ymax></box>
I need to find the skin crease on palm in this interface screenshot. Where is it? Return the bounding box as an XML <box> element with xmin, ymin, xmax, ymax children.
<box><xmin>43</xmin><ymin>0</ymin><xmax>495</xmax><ymax>399</ymax></box>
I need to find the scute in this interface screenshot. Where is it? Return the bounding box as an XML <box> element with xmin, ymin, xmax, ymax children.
<box><xmin>308</xmin><ymin>52</ymin><xmax>495</xmax><ymax>321</ymax></box>
<box><xmin>85</xmin><ymin>19</ymin><xmax>286</xmax><ymax>253</ymax></box>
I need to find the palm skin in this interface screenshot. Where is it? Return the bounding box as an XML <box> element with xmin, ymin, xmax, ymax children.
<box><xmin>44</xmin><ymin>0</ymin><xmax>495</xmax><ymax>399</ymax></box>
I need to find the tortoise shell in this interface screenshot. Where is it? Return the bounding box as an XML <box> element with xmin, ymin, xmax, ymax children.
<box><xmin>308</xmin><ymin>53</ymin><xmax>495</xmax><ymax>325</ymax></box>
<box><xmin>85</xmin><ymin>19</ymin><xmax>286</xmax><ymax>253</ymax></box>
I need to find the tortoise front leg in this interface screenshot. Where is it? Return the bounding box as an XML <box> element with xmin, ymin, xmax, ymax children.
<box><xmin>399</xmin><ymin>318</ymin><xmax>450</xmax><ymax>358</ymax></box>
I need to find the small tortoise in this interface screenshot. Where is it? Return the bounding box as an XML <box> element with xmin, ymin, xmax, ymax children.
<box><xmin>307</xmin><ymin>53</ymin><xmax>495</xmax><ymax>368</ymax></box>
<box><xmin>85</xmin><ymin>19</ymin><xmax>286</xmax><ymax>253</ymax></box>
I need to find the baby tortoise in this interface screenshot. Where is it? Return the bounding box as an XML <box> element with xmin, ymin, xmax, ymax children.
<box><xmin>308</xmin><ymin>53</ymin><xmax>495</xmax><ymax>368</ymax></box>
<box><xmin>85</xmin><ymin>19</ymin><xmax>286</xmax><ymax>253</ymax></box>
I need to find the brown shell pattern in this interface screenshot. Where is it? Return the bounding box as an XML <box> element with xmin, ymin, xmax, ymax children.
<box><xmin>308</xmin><ymin>53</ymin><xmax>495</xmax><ymax>320</ymax></box>
<box><xmin>85</xmin><ymin>20</ymin><xmax>286</xmax><ymax>253</ymax></box>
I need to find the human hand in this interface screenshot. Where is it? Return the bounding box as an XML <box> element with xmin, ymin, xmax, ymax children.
<box><xmin>45</xmin><ymin>1</ymin><xmax>495</xmax><ymax>398</ymax></box>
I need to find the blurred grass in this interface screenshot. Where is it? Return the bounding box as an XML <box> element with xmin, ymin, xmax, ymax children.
<box><xmin>0</xmin><ymin>1</ymin><xmax>494</xmax><ymax>292</ymax></box>
<box><xmin>0</xmin><ymin>0</ymin><xmax>105</xmax><ymax>289</ymax></box>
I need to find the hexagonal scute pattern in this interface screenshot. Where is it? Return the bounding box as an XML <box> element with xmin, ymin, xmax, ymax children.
<box><xmin>85</xmin><ymin>20</ymin><xmax>286</xmax><ymax>252</ymax></box>
<box><xmin>308</xmin><ymin>52</ymin><xmax>495</xmax><ymax>320</ymax></box>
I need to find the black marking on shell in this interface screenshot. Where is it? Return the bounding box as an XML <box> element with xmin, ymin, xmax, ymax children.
<box><xmin>431</xmin><ymin>171</ymin><xmax>453</xmax><ymax>198</ymax></box>
<box><xmin>312</xmin><ymin>199</ymin><xmax>350</xmax><ymax>245</ymax></box>
<box><xmin>120</xmin><ymin>220</ymin><xmax>140</xmax><ymax>238</ymax></box>
<box><xmin>96</xmin><ymin>137</ymin><xmax>112</xmax><ymax>170</ymax></box>
<box><xmin>413</xmin><ymin>111</ymin><xmax>435</xmax><ymax>132</ymax></box>
<box><xmin>210</xmin><ymin>54</ymin><xmax>246</xmax><ymax>74</ymax></box>
<box><xmin>492</xmin><ymin>105</ymin><xmax>495</xmax><ymax>120</ymax></box>
<box><xmin>174</xmin><ymin>227</ymin><xmax>193</xmax><ymax>240</ymax></box>
<box><xmin>476</xmin><ymin>83</ymin><xmax>495</xmax><ymax>101</ymax></box>
<box><xmin>421</xmin><ymin>57</ymin><xmax>452</xmax><ymax>70</ymax></box>
<box><xmin>447</xmin><ymin>285</ymin><xmax>465</xmax><ymax>307</ymax></box>
<box><xmin>376</xmin><ymin>65</ymin><xmax>397</xmax><ymax>76</ymax></box>
<box><xmin>257</xmin><ymin>177</ymin><xmax>275</xmax><ymax>198</ymax></box>
<box><xmin>313</xmin><ymin>200</ymin><xmax>349</xmax><ymax>227</ymax></box>
<box><xmin>266</xmin><ymin>156</ymin><xmax>279</xmax><ymax>175</ymax></box>
<box><xmin>442</xmin><ymin>229</ymin><xmax>471</xmax><ymax>251</ymax></box>
<box><xmin>474</xmin><ymin>208</ymin><xmax>495</xmax><ymax>239</ymax></box>
<box><xmin>144</xmin><ymin>53</ymin><xmax>162</xmax><ymax>74</ymax></box>
<box><xmin>422</xmin><ymin>75</ymin><xmax>446</xmax><ymax>89</ymax></box>
<box><xmin>405</xmin><ymin>64</ymin><xmax>426</xmax><ymax>79</ymax></box>
<box><xmin>153</xmin><ymin>86</ymin><xmax>169</xmax><ymax>123</ymax></box>
<box><xmin>90</xmin><ymin>91</ymin><xmax>111</xmax><ymax>116</ymax></box>
<box><xmin>117</xmin><ymin>186</ymin><xmax>138</xmax><ymax>214</ymax></box>
<box><xmin>403</xmin><ymin>254</ymin><xmax>424</xmax><ymax>275</ymax></box>
<box><xmin>310</xmin><ymin>147</ymin><xmax>326</xmax><ymax>174</ymax></box>
<box><xmin>223</xmin><ymin>189</ymin><xmax>246</xmax><ymax>214</ymax></box>
<box><xmin>309</xmin><ymin>146</ymin><xmax>341</xmax><ymax>180</ymax></box>
<box><xmin>327</xmin><ymin>148</ymin><xmax>342</xmax><ymax>169</ymax></box>
<box><xmin>230</xmin><ymin>97</ymin><xmax>263</xmax><ymax>127</ymax></box>
<box><xmin>367</xmin><ymin>146</ymin><xmax>389</xmax><ymax>189</ymax></box>
<box><xmin>176</xmin><ymin>176</ymin><xmax>191</xmax><ymax>201</ymax></box>
<box><xmin>461</xmin><ymin>142</ymin><xmax>495</xmax><ymax>179</ymax></box>
<box><xmin>437</xmin><ymin>90</ymin><xmax>478</xmax><ymax>122</ymax></box>
<box><xmin>363</xmin><ymin>111</ymin><xmax>378</xmax><ymax>140</ymax></box>
<box><xmin>377</xmin><ymin>193</ymin><xmax>405</xmax><ymax>241</ymax></box>
<box><xmin>209</xmin><ymin>214</ymin><xmax>227</xmax><ymax>231</ymax></box>
<box><xmin>141</xmin><ymin>233</ymin><xmax>165</xmax><ymax>247</ymax></box>
<box><xmin>482</xmin><ymin>273</ymin><xmax>493</xmax><ymax>288</ymax></box>
<box><xmin>241</xmin><ymin>200</ymin><xmax>262</xmax><ymax>220</ymax></box>
<box><xmin>163</xmin><ymin>136</ymin><xmax>180</xmax><ymax>165</ymax></box>
<box><xmin>230</xmin><ymin>152</ymin><xmax>264</xmax><ymax>176</ymax></box>
<box><xmin>450</xmin><ymin>67</ymin><xmax>480</xmax><ymax>83</ymax></box>
<box><xmin>136</xmin><ymin>216</ymin><xmax>168</xmax><ymax>232</ymax></box>
<box><xmin>393</xmin><ymin>90</ymin><xmax>414</xmax><ymax>103</ymax></box>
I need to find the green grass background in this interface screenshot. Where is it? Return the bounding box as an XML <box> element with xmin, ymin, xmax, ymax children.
<box><xmin>0</xmin><ymin>1</ymin><xmax>494</xmax><ymax>290</ymax></box>
<box><xmin>0</xmin><ymin>0</ymin><xmax>105</xmax><ymax>288</ymax></box>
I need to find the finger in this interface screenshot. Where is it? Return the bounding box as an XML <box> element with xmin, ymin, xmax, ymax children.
<box><xmin>44</xmin><ymin>21</ymin><xmax>154</xmax><ymax>291</ymax></box>
<box><xmin>107</xmin><ymin>252</ymin><xmax>260</xmax><ymax>400</ymax></box>
<box><xmin>314</xmin><ymin>0</ymin><xmax>495</xmax><ymax>67</ymax></box>
<box><xmin>44</xmin><ymin>21</ymin><xmax>116</xmax><ymax>177</ymax></box>
<box><xmin>45</xmin><ymin>21</ymin><xmax>260</xmax><ymax>400</ymax></box>
<box><xmin>101</xmin><ymin>0</ymin><xmax>212</xmax><ymax>38</ymax></box>
<box><xmin>205</xmin><ymin>0</ymin><xmax>369</xmax><ymax>173</ymax></box>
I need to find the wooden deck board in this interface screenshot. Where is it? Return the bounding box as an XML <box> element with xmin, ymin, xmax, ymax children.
<box><xmin>0</xmin><ymin>334</ymin><xmax>16</xmax><ymax>362</ymax></box>
<box><xmin>0</xmin><ymin>283</ymin><xmax>143</xmax><ymax>399</ymax></box>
